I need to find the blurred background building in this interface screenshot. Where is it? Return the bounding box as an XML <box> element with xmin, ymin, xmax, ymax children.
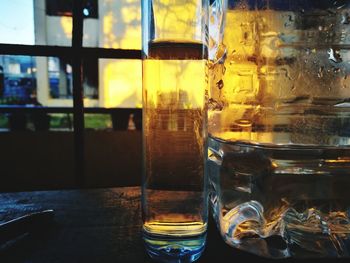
<box><xmin>0</xmin><ymin>0</ymin><xmax>142</xmax><ymax>109</ymax></box>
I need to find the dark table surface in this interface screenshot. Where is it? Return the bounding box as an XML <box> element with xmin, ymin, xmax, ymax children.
<box><xmin>0</xmin><ymin>187</ymin><xmax>346</xmax><ymax>263</ymax></box>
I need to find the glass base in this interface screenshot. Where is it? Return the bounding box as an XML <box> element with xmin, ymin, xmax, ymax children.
<box><xmin>143</xmin><ymin>231</ymin><xmax>206</xmax><ymax>263</ymax></box>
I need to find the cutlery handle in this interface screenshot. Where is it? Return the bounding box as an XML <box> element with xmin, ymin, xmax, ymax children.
<box><xmin>0</xmin><ymin>209</ymin><xmax>54</xmax><ymax>245</ymax></box>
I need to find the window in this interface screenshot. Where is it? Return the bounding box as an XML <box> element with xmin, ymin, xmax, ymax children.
<box><xmin>46</xmin><ymin>0</ymin><xmax>98</xmax><ymax>18</ymax></box>
<box><xmin>1</xmin><ymin>0</ymin><xmax>142</xmax><ymax>109</ymax></box>
<box><xmin>0</xmin><ymin>0</ymin><xmax>143</xmax><ymax>188</ymax></box>
<box><xmin>0</xmin><ymin>55</ymin><xmax>37</xmax><ymax>105</ymax></box>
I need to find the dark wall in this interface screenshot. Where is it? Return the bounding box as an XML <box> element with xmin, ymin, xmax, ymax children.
<box><xmin>0</xmin><ymin>131</ymin><xmax>142</xmax><ymax>192</ymax></box>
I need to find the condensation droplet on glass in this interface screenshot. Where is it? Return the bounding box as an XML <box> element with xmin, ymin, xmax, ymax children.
<box><xmin>333</xmin><ymin>67</ymin><xmax>341</xmax><ymax>74</ymax></box>
<box><xmin>318</xmin><ymin>66</ymin><xmax>325</xmax><ymax>78</ymax></box>
<box><xmin>216</xmin><ymin>80</ymin><xmax>224</xmax><ymax>90</ymax></box>
<box><xmin>284</xmin><ymin>15</ymin><xmax>294</xmax><ymax>27</ymax></box>
<box><xmin>328</xmin><ymin>48</ymin><xmax>343</xmax><ymax>63</ymax></box>
<box><xmin>334</xmin><ymin>0</ymin><xmax>347</xmax><ymax>10</ymax></box>
<box><xmin>222</xmin><ymin>66</ymin><xmax>226</xmax><ymax>74</ymax></box>
<box><xmin>341</xmin><ymin>12</ymin><xmax>350</xmax><ymax>24</ymax></box>
<box><xmin>280</xmin><ymin>68</ymin><xmax>293</xmax><ymax>81</ymax></box>
<box><xmin>208</xmin><ymin>98</ymin><xmax>223</xmax><ymax>111</ymax></box>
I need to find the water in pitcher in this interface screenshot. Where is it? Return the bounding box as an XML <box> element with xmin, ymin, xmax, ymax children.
<box><xmin>142</xmin><ymin>41</ymin><xmax>208</xmax><ymax>261</ymax></box>
<box><xmin>208</xmin><ymin>0</ymin><xmax>350</xmax><ymax>258</ymax></box>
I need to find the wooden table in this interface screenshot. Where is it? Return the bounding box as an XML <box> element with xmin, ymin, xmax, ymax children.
<box><xmin>0</xmin><ymin>187</ymin><xmax>342</xmax><ymax>262</ymax></box>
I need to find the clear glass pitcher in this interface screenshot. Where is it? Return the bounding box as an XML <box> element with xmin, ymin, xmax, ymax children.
<box><xmin>208</xmin><ymin>0</ymin><xmax>350</xmax><ymax>258</ymax></box>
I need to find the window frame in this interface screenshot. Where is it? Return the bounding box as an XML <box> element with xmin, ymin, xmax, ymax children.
<box><xmin>0</xmin><ymin>1</ymin><xmax>142</xmax><ymax>187</ymax></box>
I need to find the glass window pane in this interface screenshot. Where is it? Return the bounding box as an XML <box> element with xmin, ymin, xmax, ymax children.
<box><xmin>84</xmin><ymin>113</ymin><xmax>112</xmax><ymax>130</ymax></box>
<box><xmin>83</xmin><ymin>57</ymin><xmax>99</xmax><ymax>99</ymax></box>
<box><xmin>40</xmin><ymin>0</ymin><xmax>72</xmax><ymax>46</ymax></box>
<box><xmin>49</xmin><ymin>113</ymin><xmax>73</xmax><ymax>131</ymax></box>
<box><xmin>35</xmin><ymin>56</ymin><xmax>73</xmax><ymax>107</ymax></box>
<box><xmin>1</xmin><ymin>0</ymin><xmax>141</xmax><ymax>48</ymax></box>
<box><xmin>98</xmin><ymin>59</ymin><xmax>142</xmax><ymax>108</ymax></box>
<box><xmin>0</xmin><ymin>0</ymin><xmax>35</xmax><ymax>45</ymax></box>
<box><xmin>0</xmin><ymin>54</ymin><xmax>75</xmax><ymax>111</ymax></box>
<box><xmin>85</xmin><ymin>0</ymin><xmax>141</xmax><ymax>49</ymax></box>
<box><xmin>0</xmin><ymin>55</ymin><xmax>37</xmax><ymax>105</ymax></box>
<box><xmin>0</xmin><ymin>0</ymin><xmax>74</xmax><ymax>46</ymax></box>
<box><xmin>48</xmin><ymin>57</ymin><xmax>73</xmax><ymax>99</ymax></box>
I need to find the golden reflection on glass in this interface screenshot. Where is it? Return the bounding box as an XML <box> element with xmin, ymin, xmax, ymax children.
<box><xmin>101</xmin><ymin>0</ymin><xmax>141</xmax><ymax>49</ymax></box>
<box><xmin>100</xmin><ymin>59</ymin><xmax>142</xmax><ymax>108</ymax></box>
<box><xmin>60</xmin><ymin>17</ymin><xmax>72</xmax><ymax>39</ymax></box>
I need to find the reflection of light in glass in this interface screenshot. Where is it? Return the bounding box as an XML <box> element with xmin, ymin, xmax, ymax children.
<box><xmin>83</xmin><ymin>8</ymin><xmax>90</xmax><ymax>17</ymax></box>
<box><xmin>60</xmin><ymin>17</ymin><xmax>72</xmax><ymax>38</ymax></box>
<box><xmin>101</xmin><ymin>0</ymin><xmax>141</xmax><ymax>49</ymax></box>
<box><xmin>66</xmin><ymin>64</ymin><xmax>72</xmax><ymax>74</ymax></box>
<box><xmin>145</xmin><ymin>60</ymin><xmax>206</xmax><ymax>109</ymax></box>
<box><xmin>101</xmin><ymin>59</ymin><xmax>142</xmax><ymax>108</ymax></box>
<box><xmin>153</xmin><ymin>0</ymin><xmax>202</xmax><ymax>41</ymax></box>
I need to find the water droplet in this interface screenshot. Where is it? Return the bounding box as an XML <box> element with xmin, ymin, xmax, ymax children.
<box><xmin>328</xmin><ymin>48</ymin><xmax>343</xmax><ymax>63</ymax></box>
<box><xmin>222</xmin><ymin>66</ymin><xmax>226</xmax><ymax>74</ymax></box>
<box><xmin>334</xmin><ymin>0</ymin><xmax>347</xmax><ymax>9</ymax></box>
<box><xmin>280</xmin><ymin>68</ymin><xmax>293</xmax><ymax>80</ymax></box>
<box><xmin>341</xmin><ymin>12</ymin><xmax>350</xmax><ymax>24</ymax></box>
<box><xmin>318</xmin><ymin>66</ymin><xmax>325</xmax><ymax>78</ymax></box>
<box><xmin>300</xmin><ymin>9</ymin><xmax>305</xmax><ymax>14</ymax></box>
<box><xmin>333</xmin><ymin>67</ymin><xmax>341</xmax><ymax>74</ymax></box>
<box><xmin>216</xmin><ymin>80</ymin><xmax>224</xmax><ymax>89</ymax></box>
<box><xmin>318</xmin><ymin>26</ymin><xmax>323</xmax><ymax>31</ymax></box>
<box><xmin>284</xmin><ymin>15</ymin><xmax>294</xmax><ymax>28</ymax></box>
<box><xmin>208</xmin><ymin>98</ymin><xmax>223</xmax><ymax>111</ymax></box>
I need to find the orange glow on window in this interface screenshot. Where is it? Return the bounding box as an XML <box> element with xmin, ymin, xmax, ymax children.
<box><xmin>60</xmin><ymin>16</ymin><xmax>72</xmax><ymax>38</ymax></box>
<box><xmin>100</xmin><ymin>59</ymin><xmax>142</xmax><ymax>108</ymax></box>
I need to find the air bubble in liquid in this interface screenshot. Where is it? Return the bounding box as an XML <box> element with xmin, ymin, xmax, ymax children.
<box><xmin>328</xmin><ymin>48</ymin><xmax>343</xmax><ymax>63</ymax></box>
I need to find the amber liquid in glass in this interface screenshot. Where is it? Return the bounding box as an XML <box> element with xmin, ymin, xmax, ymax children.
<box><xmin>142</xmin><ymin>41</ymin><xmax>208</xmax><ymax>260</ymax></box>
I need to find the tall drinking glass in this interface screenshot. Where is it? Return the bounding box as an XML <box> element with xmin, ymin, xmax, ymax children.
<box><xmin>141</xmin><ymin>0</ymin><xmax>209</xmax><ymax>262</ymax></box>
<box><xmin>208</xmin><ymin>0</ymin><xmax>350</xmax><ymax>258</ymax></box>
